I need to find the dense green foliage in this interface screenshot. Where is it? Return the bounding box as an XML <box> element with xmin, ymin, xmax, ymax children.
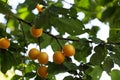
<box><xmin>0</xmin><ymin>0</ymin><xmax>120</xmax><ymax>80</ymax></box>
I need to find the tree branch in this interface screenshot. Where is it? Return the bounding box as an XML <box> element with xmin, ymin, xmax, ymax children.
<box><xmin>12</xmin><ymin>15</ymin><xmax>32</xmax><ymax>26</ymax></box>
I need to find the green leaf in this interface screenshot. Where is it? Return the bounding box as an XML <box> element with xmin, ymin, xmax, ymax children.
<box><xmin>89</xmin><ymin>66</ymin><xmax>103</xmax><ymax>80</ymax></box>
<box><xmin>35</xmin><ymin>75</ymin><xmax>43</xmax><ymax>80</ymax></box>
<box><xmin>111</xmin><ymin>69</ymin><xmax>120</xmax><ymax>80</ymax></box>
<box><xmin>101</xmin><ymin>6</ymin><xmax>116</xmax><ymax>21</ymax></box>
<box><xmin>95</xmin><ymin>0</ymin><xmax>113</xmax><ymax>6</ymax></box>
<box><xmin>11</xmin><ymin>75</ymin><xmax>21</xmax><ymax>80</ymax></box>
<box><xmin>88</xmin><ymin>26</ymin><xmax>100</xmax><ymax>38</ymax></box>
<box><xmin>90</xmin><ymin>44</ymin><xmax>106</xmax><ymax>65</ymax></box>
<box><xmin>109</xmin><ymin>45</ymin><xmax>120</xmax><ymax>67</ymax></box>
<box><xmin>1</xmin><ymin>51</ymin><xmax>17</xmax><ymax>73</ymax></box>
<box><xmin>75</xmin><ymin>0</ymin><xmax>89</xmax><ymax>9</ymax></box>
<box><xmin>47</xmin><ymin>74</ymin><xmax>56</xmax><ymax>80</ymax></box>
<box><xmin>35</xmin><ymin>74</ymin><xmax>56</xmax><ymax>80</ymax></box>
<box><xmin>47</xmin><ymin>62</ymin><xmax>68</xmax><ymax>75</ymax></box>
<box><xmin>0</xmin><ymin>1</ymin><xmax>12</xmax><ymax>14</ymax></box>
<box><xmin>90</xmin><ymin>52</ymin><xmax>106</xmax><ymax>65</ymax></box>
<box><xmin>110</xmin><ymin>53</ymin><xmax>120</xmax><ymax>67</ymax></box>
<box><xmin>34</xmin><ymin>13</ymin><xmax>50</xmax><ymax>29</ymax></box>
<box><xmin>51</xmin><ymin>39</ymin><xmax>62</xmax><ymax>51</ymax></box>
<box><xmin>74</xmin><ymin>39</ymin><xmax>92</xmax><ymax>62</ymax></box>
<box><xmin>40</xmin><ymin>34</ymin><xmax>52</xmax><ymax>49</ymax></box>
<box><xmin>63</xmin><ymin>61</ymin><xmax>78</xmax><ymax>70</ymax></box>
<box><xmin>24</xmin><ymin>72</ymin><xmax>36</xmax><ymax>78</ymax></box>
<box><xmin>102</xmin><ymin>56</ymin><xmax>114</xmax><ymax>73</ymax></box>
<box><xmin>63</xmin><ymin>76</ymin><xmax>74</xmax><ymax>80</ymax></box>
<box><xmin>51</xmin><ymin>17</ymin><xmax>84</xmax><ymax>35</ymax></box>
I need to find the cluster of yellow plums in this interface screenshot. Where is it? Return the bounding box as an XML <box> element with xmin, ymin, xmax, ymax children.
<box><xmin>28</xmin><ymin>44</ymin><xmax>75</xmax><ymax>78</ymax></box>
<box><xmin>29</xmin><ymin>4</ymin><xmax>76</xmax><ymax>77</ymax></box>
<box><xmin>29</xmin><ymin>24</ymin><xmax>75</xmax><ymax>78</ymax></box>
<box><xmin>0</xmin><ymin>3</ymin><xmax>76</xmax><ymax>79</ymax></box>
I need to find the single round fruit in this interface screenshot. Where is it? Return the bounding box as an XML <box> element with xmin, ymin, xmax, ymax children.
<box><xmin>36</xmin><ymin>3</ymin><xmax>43</xmax><ymax>12</ymax></box>
<box><xmin>37</xmin><ymin>52</ymin><xmax>48</xmax><ymax>64</ymax></box>
<box><xmin>53</xmin><ymin>51</ymin><xmax>65</xmax><ymax>64</ymax></box>
<box><xmin>37</xmin><ymin>66</ymin><xmax>48</xmax><ymax>78</ymax></box>
<box><xmin>63</xmin><ymin>44</ymin><xmax>75</xmax><ymax>57</ymax></box>
<box><xmin>28</xmin><ymin>48</ymin><xmax>40</xmax><ymax>60</ymax></box>
<box><xmin>30</xmin><ymin>26</ymin><xmax>43</xmax><ymax>38</ymax></box>
<box><xmin>0</xmin><ymin>38</ymin><xmax>10</xmax><ymax>49</ymax></box>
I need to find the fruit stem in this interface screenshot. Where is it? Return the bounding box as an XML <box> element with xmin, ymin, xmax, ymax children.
<box><xmin>37</xmin><ymin>37</ymin><xmax>41</xmax><ymax>51</ymax></box>
<box><xmin>4</xmin><ymin>19</ymin><xmax>9</xmax><ymax>37</ymax></box>
<box><xmin>55</xmin><ymin>38</ymin><xmax>63</xmax><ymax>50</ymax></box>
<box><xmin>19</xmin><ymin>21</ymin><xmax>27</xmax><ymax>47</ymax></box>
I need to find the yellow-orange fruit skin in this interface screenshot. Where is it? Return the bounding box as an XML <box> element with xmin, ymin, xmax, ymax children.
<box><xmin>53</xmin><ymin>51</ymin><xmax>65</xmax><ymax>64</ymax></box>
<box><xmin>37</xmin><ymin>52</ymin><xmax>48</xmax><ymax>64</ymax></box>
<box><xmin>36</xmin><ymin>3</ymin><xmax>43</xmax><ymax>12</ymax></box>
<box><xmin>30</xmin><ymin>26</ymin><xmax>43</xmax><ymax>38</ymax></box>
<box><xmin>63</xmin><ymin>44</ymin><xmax>75</xmax><ymax>57</ymax></box>
<box><xmin>28</xmin><ymin>48</ymin><xmax>40</xmax><ymax>60</ymax></box>
<box><xmin>37</xmin><ymin>66</ymin><xmax>48</xmax><ymax>78</ymax></box>
<box><xmin>0</xmin><ymin>38</ymin><xmax>10</xmax><ymax>49</ymax></box>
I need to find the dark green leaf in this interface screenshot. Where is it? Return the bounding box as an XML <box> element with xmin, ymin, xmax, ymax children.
<box><xmin>63</xmin><ymin>61</ymin><xmax>78</xmax><ymax>70</ymax></box>
<box><xmin>101</xmin><ymin>6</ymin><xmax>116</xmax><ymax>21</ymax></box>
<box><xmin>47</xmin><ymin>62</ymin><xmax>68</xmax><ymax>75</ymax></box>
<box><xmin>74</xmin><ymin>39</ymin><xmax>92</xmax><ymax>62</ymax></box>
<box><xmin>109</xmin><ymin>45</ymin><xmax>120</xmax><ymax>67</ymax></box>
<box><xmin>11</xmin><ymin>75</ymin><xmax>21</xmax><ymax>80</ymax></box>
<box><xmin>1</xmin><ymin>51</ymin><xmax>17</xmax><ymax>73</ymax></box>
<box><xmin>90</xmin><ymin>44</ymin><xmax>106</xmax><ymax>65</ymax></box>
<box><xmin>51</xmin><ymin>17</ymin><xmax>84</xmax><ymax>35</ymax></box>
<box><xmin>0</xmin><ymin>1</ymin><xmax>12</xmax><ymax>14</ymax></box>
<box><xmin>110</xmin><ymin>53</ymin><xmax>120</xmax><ymax>67</ymax></box>
<box><xmin>34</xmin><ymin>13</ymin><xmax>50</xmax><ymax>29</ymax></box>
<box><xmin>102</xmin><ymin>56</ymin><xmax>114</xmax><ymax>73</ymax></box>
<box><xmin>63</xmin><ymin>76</ymin><xmax>74</xmax><ymax>80</ymax></box>
<box><xmin>90</xmin><ymin>52</ymin><xmax>106</xmax><ymax>65</ymax></box>
<box><xmin>24</xmin><ymin>72</ymin><xmax>36</xmax><ymax>78</ymax></box>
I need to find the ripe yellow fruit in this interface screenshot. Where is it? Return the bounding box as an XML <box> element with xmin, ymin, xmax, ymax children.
<box><xmin>30</xmin><ymin>26</ymin><xmax>43</xmax><ymax>38</ymax></box>
<box><xmin>37</xmin><ymin>52</ymin><xmax>48</xmax><ymax>64</ymax></box>
<box><xmin>28</xmin><ymin>48</ymin><xmax>40</xmax><ymax>60</ymax></box>
<box><xmin>63</xmin><ymin>44</ymin><xmax>75</xmax><ymax>57</ymax></box>
<box><xmin>37</xmin><ymin>66</ymin><xmax>48</xmax><ymax>78</ymax></box>
<box><xmin>36</xmin><ymin>3</ymin><xmax>43</xmax><ymax>12</ymax></box>
<box><xmin>0</xmin><ymin>38</ymin><xmax>10</xmax><ymax>49</ymax></box>
<box><xmin>53</xmin><ymin>51</ymin><xmax>65</xmax><ymax>64</ymax></box>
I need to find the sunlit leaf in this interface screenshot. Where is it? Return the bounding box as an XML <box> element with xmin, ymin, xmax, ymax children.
<box><xmin>111</xmin><ymin>69</ymin><xmax>120</xmax><ymax>80</ymax></box>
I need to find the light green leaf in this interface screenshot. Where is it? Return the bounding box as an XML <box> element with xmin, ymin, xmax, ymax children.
<box><xmin>111</xmin><ymin>69</ymin><xmax>120</xmax><ymax>80</ymax></box>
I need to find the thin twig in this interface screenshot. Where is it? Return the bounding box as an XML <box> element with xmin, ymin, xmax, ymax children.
<box><xmin>43</xmin><ymin>31</ymin><xmax>79</xmax><ymax>42</ymax></box>
<box><xmin>12</xmin><ymin>15</ymin><xmax>32</xmax><ymax>26</ymax></box>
